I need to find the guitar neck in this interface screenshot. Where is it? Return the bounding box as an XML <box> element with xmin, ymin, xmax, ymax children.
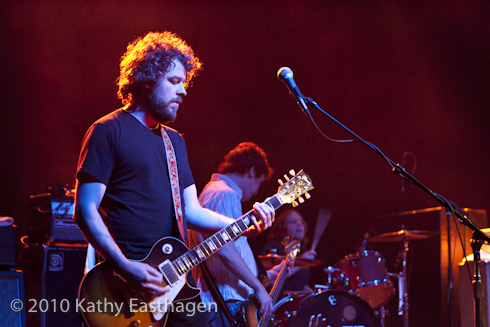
<box><xmin>269</xmin><ymin>255</ymin><xmax>290</xmax><ymax>305</ymax></box>
<box><xmin>172</xmin><ymin>195</ymin><xmax>282</xmax><ymax>275</ymax></box>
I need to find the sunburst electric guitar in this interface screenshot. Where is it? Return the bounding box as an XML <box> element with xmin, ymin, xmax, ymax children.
<box><xmin>78</xmin><ymin>170</ymin><xmax>313</xmax><ymax>327</ymax></box>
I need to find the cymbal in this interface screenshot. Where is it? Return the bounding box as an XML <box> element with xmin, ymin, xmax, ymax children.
<box><xmin>368</xmin><ymin>229</ymin><xmax>439</xmax><ymax>243</ymax></box>
<box><xmin>259</xmin><ymin>254</ymin><xmax>323</xmax><ymax>269</ymax></box>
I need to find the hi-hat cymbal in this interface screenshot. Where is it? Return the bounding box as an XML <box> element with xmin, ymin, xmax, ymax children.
<box><xmin>258</xmin><ymin>254</ymin><xmax>323</xmax><ymax>269</ymax></box>
<box><xmin>368</xmin><ymin>229</ymin><xmax>438</xmax><ymax>243</ymax></box>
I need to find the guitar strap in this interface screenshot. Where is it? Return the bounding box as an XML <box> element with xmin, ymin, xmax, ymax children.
<box><xmin>201</xmin><ymin>261</ymin><xmax>240</xmax><ymax>327</ymax></box>
<box><xmin>248</xmin><ymin>239</ymin><xmax>268</xmax><ymax>287</ymax></box>
<box><xmin>160</xmin><ymin>126</ymin><xmax>187</xmax><ymax>244</ymax></box>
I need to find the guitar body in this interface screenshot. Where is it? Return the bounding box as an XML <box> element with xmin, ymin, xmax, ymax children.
<box><xmin>79</xmin><ymin>237</ymin><xmax>200</xmax><ymax>327</ymax></box>
<box><xmin>234</xmin><ymin>300</ymin><xmax>260</xmax><ymax>327</ymax></box>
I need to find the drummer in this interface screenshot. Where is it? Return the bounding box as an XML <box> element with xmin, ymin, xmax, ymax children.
<box><xmin>262</xmin><ymin>209</ymin><xmax>317</xmax><ymax>294</ymax></box>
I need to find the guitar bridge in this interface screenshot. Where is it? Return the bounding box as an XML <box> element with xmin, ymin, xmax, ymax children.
<box><xmin>158</xmin><ymin>259</ymin><xmax>179</xmax><ymax>286</ymax></box>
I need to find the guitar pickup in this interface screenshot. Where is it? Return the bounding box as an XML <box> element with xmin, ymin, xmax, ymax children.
<box><xmin>158</xmin><ymin>259</ymin><xmax>179</xmax><ymax>286</ymax></box>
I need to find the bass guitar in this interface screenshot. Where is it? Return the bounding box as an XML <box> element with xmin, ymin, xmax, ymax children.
<box><xmin>78</xmin><ymin>169</ymin><xmax>314</xmax><ymax>327</ymax></box>
<box><xmin>234</xmin><ymin>238</ymin><xmax>301</xmax><ymax>327</ymax></box>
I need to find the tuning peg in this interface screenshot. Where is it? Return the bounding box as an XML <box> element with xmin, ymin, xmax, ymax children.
<box><xmin>305</xmin><ymin>192</ymin><xmax>311</xmax><ymax>199</ymax></box>
<box><xmin>283</xmin><ymin>174</ymin><xmax>290</xmax><ymax>182</ymax></box>
<box><xmin>292</xmin><ymin>201</ymin><xmax>299</xmax><ymax>207</ymax></box>
<box><xmin>298</xmin><ymin>196</ymin><xmax>305</xmax><ymax>204</ymax></box>
<box><xmin>289</xmin><ymin>169</ymin><xmax>296</xmax><ymax>176</ymax></box>
<box><xmin>278</xmin><ymin>179</ymin><xmax>284</xmax><ymax>186</ymax></box>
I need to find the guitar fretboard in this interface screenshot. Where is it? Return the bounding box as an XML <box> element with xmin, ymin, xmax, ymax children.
<box><xmin>160</xmin><ymin>195</ymin><xmax>282</xmax><ymax>284</ymax></box>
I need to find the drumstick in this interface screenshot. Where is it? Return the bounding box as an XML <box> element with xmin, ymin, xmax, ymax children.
<box><xmin>310</xmin><ymin>208</ymin><xmax>332</xmax><ymax>252</ymax></box>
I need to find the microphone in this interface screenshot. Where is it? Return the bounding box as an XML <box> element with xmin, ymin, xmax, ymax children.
<box><xmin>277</xmin><ymin>67</ymin><xmax>311</xmax><ymax>117</ymax></box>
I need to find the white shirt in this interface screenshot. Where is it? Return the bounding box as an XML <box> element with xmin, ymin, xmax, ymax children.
<box><xmin>190</xmin><ymin>174</ymin><xmax>258</xmax><ymax>304</ymax></box>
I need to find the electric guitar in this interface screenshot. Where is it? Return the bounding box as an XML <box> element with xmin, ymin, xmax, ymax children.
<box><xmin>234</xmin><ymin>238</ymin><xmax>301</xmax><ymax>327</ymax></box>
<box><xmin>78</xmin><ymin>169</ymin><xmax>314</xmax><ymax>327</ymax></box>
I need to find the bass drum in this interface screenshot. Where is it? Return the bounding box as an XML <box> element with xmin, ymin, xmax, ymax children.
<box><xmin>272</xmin><ymin>290</ymin><xmax>380</xmax><ymax>327</ymax></box>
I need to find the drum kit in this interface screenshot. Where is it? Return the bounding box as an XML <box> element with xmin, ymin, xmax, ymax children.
<box><xmin>259</xmin><ymin>227</ymin><xmax>438</xmax><ymax>327</ymax></box>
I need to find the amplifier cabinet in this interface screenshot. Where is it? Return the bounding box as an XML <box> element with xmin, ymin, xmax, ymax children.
<box><xmin>0</xmin><ymin>225</ymin><xmax>17</xmax><ymax>266</ymax></box>
<box><xmin>22</xmin><ymin>245</ymin><xmax>87</xmax><ymax>327</ymax></box>
<box><xmin>0</xmin><ymin>270</ymin><xmax>27</xmax><ymax>327</ymax></box>
<box><xmin>28</xmin><ymin>193</ymin><xmax>86</xmax><ymax>244</ymax></box>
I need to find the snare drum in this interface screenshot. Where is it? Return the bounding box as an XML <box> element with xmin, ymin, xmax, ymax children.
<box><xmin>334</xmin><ymin>250</ymin><xmax>394</xmax><ymax>308</ymax></box>
<box><xmin>272</xmin><ymin>290</ymin><xmax>380</xmax><ymax>327</ymax></box>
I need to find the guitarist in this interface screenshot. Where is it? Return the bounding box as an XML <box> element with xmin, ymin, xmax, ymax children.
<box><xmin>74</xmin><ymin>32</ymin><xmax>275</xmax><ymax>327</ymax></box>
<box><xmin>189</xmin><ymin>142</ymin><xmax>278</xmax><ymax>327</ymax></box>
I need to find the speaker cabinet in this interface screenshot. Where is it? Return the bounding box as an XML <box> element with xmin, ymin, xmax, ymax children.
<box><xmin>369</xmin><ymin>206</ymin><xmax>487</xmax><ymax>327</ymax></box>
<box><xmin>459</xmin><ymin>260</ymin><xmax>490</xmax><ymax>327</ymax></box>
<box><xmin>22</xmin><ymin>245</ymin><xmax>87</xmax><ymax>327</ymax></box>
<box><xmin>0</xmin><ymin>270</ymin><xmax>27</xmax><ymax>327</ymax></box>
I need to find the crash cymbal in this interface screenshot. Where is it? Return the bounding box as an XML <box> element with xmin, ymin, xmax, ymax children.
<box><xmin>367</xmin><ymin>229</ymin><xmax>438</xmax><ymax>243</ymax></box>
<box><xmin>258</xmin><ymin>254</ymin><xmax>323</xmax><ymax>269</ymax></box>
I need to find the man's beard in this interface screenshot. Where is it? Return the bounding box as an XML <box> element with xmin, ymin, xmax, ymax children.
<box><xmin>146</xmin><ymin>90</ymin><xmax>180</xmax><ymax>124</ymax></box>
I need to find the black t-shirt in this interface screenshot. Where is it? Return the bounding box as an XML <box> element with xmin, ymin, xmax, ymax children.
<box><xmin>77</xmin><ymin>109</ymin><xmax>194</xmax><ymax>260</ymax></box>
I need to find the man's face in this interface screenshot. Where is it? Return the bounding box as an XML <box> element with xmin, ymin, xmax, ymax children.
<box><xmin>146</xmin><ymin>59</ymin><xmax>187</xmax><ymax>124</ymax></box>
<box><xmin>242</xmin><ymin>174</ymin><xmax>265</xmax><ymax>202</ymax></box>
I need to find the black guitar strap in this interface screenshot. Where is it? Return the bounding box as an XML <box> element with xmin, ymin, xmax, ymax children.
<box><xmin>248</xmin><ymin>239</ymin><xmax>268</xmax><ymax>287</ymax></box>
<box><xmin>201</xmin><ymin>261</ymin><xmax>240</xmax><ymax>327</ymax></box>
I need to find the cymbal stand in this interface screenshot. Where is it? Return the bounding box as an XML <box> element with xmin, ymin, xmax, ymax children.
<box><xmin>388</xmin><ymin>239</ymin><xmax>410</xmax><ymax>327</ymax></box>
<box><xmin>400</xmin><ymin>240</ymin><xmax>409</xmax><ymax>327</ymax></box>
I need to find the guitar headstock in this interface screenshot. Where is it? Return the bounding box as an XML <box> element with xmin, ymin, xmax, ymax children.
<box><xmin>284</xmin><ymin>238</ymin><xmax>301</xmax><ymax>260</ymax></box>
<box><xmin>276</xmin><ymin>169</ymin><xmax>314</xmax><ymax>207</ymax></box>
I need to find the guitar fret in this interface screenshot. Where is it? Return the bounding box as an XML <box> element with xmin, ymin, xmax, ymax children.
<box><xmin>195</xmin><ymin>247</ymin><xmax>205</xmax><ymax>259</ymax></box>
<box><xmin>225</xmin><ymin>226</ymin><xmax>237</xmax><ymax>239</ymax></box>
<box><xmin>189</xmin><ymin>252</ymin><xmax>199</xmax><ymax>266</ymax></box>
<box><xmin>173</xmin><ymin>260</ymin><xmax>183</xmax><ymax>275</ymax></box>
<box><xmin>201</xmin><ymin>241</ymin><xmax>212</xmax><ymax>256</ymax></box>
<box><xmin>268</xmin><ymin>196</ymin><xmax>281</xmax><ymax>209</ymax></box>
<box><xmin>181</xmin><ymin>258</ymin><xmax>189</xmax><ymax>271</ymax></box>
<box><xmin>208</xmin><ymin>239</ymin><xmax>217</xmax><ymax>251</ymax></box>
<box><xmin>239</xmin><ymin>216</ymin><xmax>251</xmax><ymax>229</ymax></box>
<box><xmin>221</xmin><ymin>230</ymin><xmax>230</xmax><ymax>242</ymax></box>
<box><xmin>213</xmin><ymin>234</ymin><xmax>223</xmax><ymax>247</ymax></box>
<box><xmin>231</xmin><ymin>223</ymin><xmax>240</xmax><ymax>235</ymax></box>
<box><xmin>184</xmin><ymin>254</ymin><xmax>194</xmax><ymax>269</ymax></box>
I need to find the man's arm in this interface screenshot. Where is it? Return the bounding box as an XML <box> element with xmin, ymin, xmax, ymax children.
<box><xmin>216</xmin><ymin>241</ymin><xmax>273</xmax><ymax>316</ymax></box>
<box><xmin>74</xmin><ymin>181</ymin><xmax>169</xmax><ymax>297</ymax></box>
<box><xmin>183</xmin><ymin>184</ymin><xmax>274</xmax><ymax>316</ymax></box>
<box><xmin>184</xmin><ymin>184</ymin><xmax>274</xmax><ymax>233</ymax></box>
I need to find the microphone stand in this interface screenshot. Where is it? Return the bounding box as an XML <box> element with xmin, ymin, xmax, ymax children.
<box><xmin>304</xmin><ymin>97</ymin><xmax>489</xmax><ymax>327</ymax></box>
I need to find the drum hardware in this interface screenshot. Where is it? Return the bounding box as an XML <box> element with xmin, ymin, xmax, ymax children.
<box><xmin>367</xmin><ymin>226</ymin><xmax>437</xmax><ymax>327</ymax></box>
<box><xmin>374</xmin><ymin>305</ymin><xmax>389</xmax><ymax>327</ymax></box>
<box><xmin>323</xmin><ymin>266</ymin><xmax>340</xmax><ymax>289</ymax></box>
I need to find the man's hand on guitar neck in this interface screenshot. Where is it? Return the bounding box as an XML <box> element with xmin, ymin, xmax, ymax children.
<box><xmin>244</xmin><ymin>201</ymin><xmax>276</xmax><ymax>237</ymax></box>
<box><xmin>116</xmin><ymin>258</ymin><xmax>170</xmax><ymax>300</ymax></box>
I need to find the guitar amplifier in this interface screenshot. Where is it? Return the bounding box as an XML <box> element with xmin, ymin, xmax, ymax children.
<box><xmin>22</xmin><ymin>245</ymin><xmax>87</xmax><ymax>327</ymax></box>
<box><xmin>28</xmin><ymin>193</ymin><xmax>86</xmax><ymax>244</ymax></box>
<box><xmin>0</xmin><ymin>225</ymin><xmax>17</xmax><ymax>266</ymax></box>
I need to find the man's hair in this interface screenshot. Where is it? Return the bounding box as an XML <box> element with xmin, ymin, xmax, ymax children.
<box><xmin>117</xmin><ymin>31</ymin><xmax>202</xmax><ymax>105</ymax></box>
<box><xmin>218</xmin><ymin>142</ymin><xmax>273</xmax><ymax>180</ymax></box>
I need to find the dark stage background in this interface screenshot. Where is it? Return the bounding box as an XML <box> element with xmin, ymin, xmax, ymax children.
<box><xmin>1</xmin><ymin>1</ymin><xmax>490</xmax><ymax>325</ymax></box>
